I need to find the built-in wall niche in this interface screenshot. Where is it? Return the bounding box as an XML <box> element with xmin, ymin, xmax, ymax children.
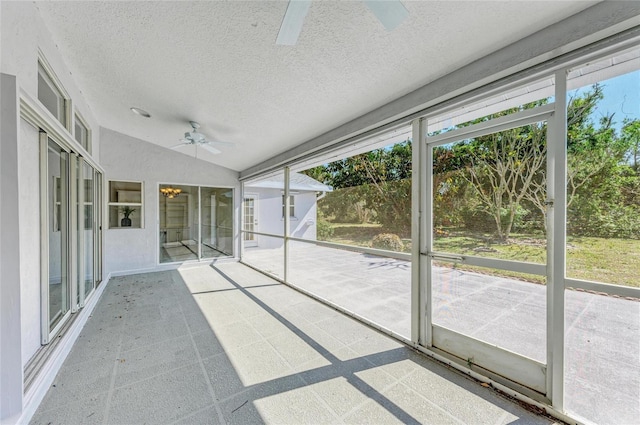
<box><xmin>108</xmin><ymin>180</ymin><xmax>143</xmax><ymax>229</ymax></box>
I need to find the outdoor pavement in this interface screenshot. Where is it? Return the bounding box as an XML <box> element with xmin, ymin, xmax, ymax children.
<box><xmin>243</xmin><ymin>243</ymin><xmax>640</xmax><ymax>425</ymax></box>
<box><xmin>31</xmin><ymin>263</ymin><xmax>559</xmax><ymax>425</ymax></box>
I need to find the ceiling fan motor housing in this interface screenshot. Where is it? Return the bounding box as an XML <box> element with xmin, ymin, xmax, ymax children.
<box><xmin>185</xmin><ymin>131</ymin><xmax>206</xmax><ymax>142</ymax></box>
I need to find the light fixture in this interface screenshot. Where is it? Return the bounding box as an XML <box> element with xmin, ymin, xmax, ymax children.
<box><xmin>160</xmin><ymin>187</ymin><xmax>182</xmax><ymax>198</ymax></box>
<box><xmin>130</xmin><ymin>107</ymin><xmax>151</xmax><ymax>118</ymax></box>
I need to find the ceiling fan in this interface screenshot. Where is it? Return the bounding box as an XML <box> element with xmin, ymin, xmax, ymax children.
<box><xmin>276</xmin><ymin>0</ymin><xmax>409</xmax><ymax>46</ymax></box>
<box><xmin>171</xmin><ymin>121</ymin><xmax>233</xmax><ymax>155</ymax></box>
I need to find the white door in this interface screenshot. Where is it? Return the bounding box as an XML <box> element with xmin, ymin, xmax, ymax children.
<box><xmin>425</xmin><ymin>106</ymin><xmax>554</xmax><ymax>399</ymax></box>
<box><xmin>243</xmin><ymin>194</ymin><xmax>258</xmax><ymax>247</ymax></box>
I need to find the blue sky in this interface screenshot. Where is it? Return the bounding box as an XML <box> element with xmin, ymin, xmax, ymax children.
<box><xmin>571</xmin><ymin>70</ymin><xmax>640</xmax><ymax>133</ymax></box>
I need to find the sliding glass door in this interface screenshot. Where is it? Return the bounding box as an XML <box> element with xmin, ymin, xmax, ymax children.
<box><xmin>44</xmin><ymin>136</ymin><xmax>71</xmax><ymax>339</ymax></box>
<box><xmin>77</xmin><ymin>159</ymin><xmax>100</xmax><ymax>307</ymax></box>
<box><xmin>159</xmin><ymin>184</ymin><xmax>233</xmax><ymax>263</ymax></box>
<box><xmin>41</xmin><ymin>134</ymin><xmax>103</xmax><ymax>343</ymax></box>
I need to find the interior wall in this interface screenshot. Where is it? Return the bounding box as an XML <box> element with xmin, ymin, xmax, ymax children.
<box><xmin>100</xmin><ymin>128</ymin><xmax>240</xmax><ymax>275</ymax></box>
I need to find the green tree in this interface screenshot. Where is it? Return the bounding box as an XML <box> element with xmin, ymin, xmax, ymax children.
<box><xmin>303</xmin><ymin>85</ymin><xmax>640</xmax><ymax>240</ymax></box>
<box><xmin>621</xmin><ymin>118</ymin><xmax>640</xmax><ymax>172</ymax></box>
<box><xmin>463</xmin><ymin>122</ymin><xmax>546</xmax><ymax>241</ymax></box>
<box><xmin>302</xmin><ymin>141</ymin><xmax>413</xmax><ymax>235</ymax></box>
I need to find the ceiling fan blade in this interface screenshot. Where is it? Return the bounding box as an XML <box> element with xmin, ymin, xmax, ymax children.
<box><xmin>205</xmin><ymin>138</ymin><xmax>235</xmax><ymax>146</ymax></box>
<box><xmin>170</xmin><ymin>141</ymin><xmax>190</xmax><ymax>150</ymax></box>
<box><xmin>199</xmin><ymin>143</ymin><xmax>222</xmax><ymax>155</ymax></box>
<box><xmin>276</xmin><ymin>0</ymin><xmax>311</xmax><ymax>46</ymax></box>
<box><xmin>364</xmin><ymin>0</ymin><xmax>408</xmax><ymax>31</ymax></box>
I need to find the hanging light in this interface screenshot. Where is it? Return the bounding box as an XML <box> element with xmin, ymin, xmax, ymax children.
<box><xmin>160</xmin><ymin>187</ymin><xmax>182</xmax><ymax>198</ymax></box>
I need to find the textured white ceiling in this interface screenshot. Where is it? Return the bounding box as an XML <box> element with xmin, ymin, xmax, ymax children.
<box><xmin>36</xmin><ymin>1</ymin><xmax>596</xmax><ymax>171</ymax></box>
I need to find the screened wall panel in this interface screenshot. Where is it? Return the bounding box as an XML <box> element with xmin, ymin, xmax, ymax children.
<box><xmin>238</xmin><ymin>42</ymin><xmax>640</xmax><ymax>425</ymax></box>
<box><xmin>564</xmin><ymin>289</ymin><xmax>640</xmax><ymax>424</ymax></box>
<box><xmin>242</xmin><ymin>235</ymin><xmax>284</xmax><ymax>279</ymax></box>
<box><xmin>565</xmin><ymin>49</ymin><xmax>640</xmax><ymax>288</ymax></box>
<box><xmin>563</xmin><ymin>48</ymin><xmax>640</xmax><ymax>424</ymax></box>
<box><xmin>288</xmin><ymin>240</ymin><xmax>411</xmax><ymax>337</ymax></box>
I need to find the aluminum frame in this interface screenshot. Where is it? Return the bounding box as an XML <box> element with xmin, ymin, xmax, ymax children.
<box><xmin>424</xmin><ymin>103</ymin><xmax>555</xmax><ymax>396</ymax></box>
<box><xmin>40</xmin><ymin>134</ymin><xmax>72</xmax><ymax>344</ymax></box>
<box><xmin>73</xmin><ymin>156</ymin><xmax>81</xmax><ymax>312</ymax></box>
<box><xmin>547</xmin><ymin>69</ymin><xmax>567</xmax><ymax>409</ymax></box>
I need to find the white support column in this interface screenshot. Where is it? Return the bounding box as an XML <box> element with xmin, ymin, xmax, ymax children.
<box><xmin>411</xmin><ymin>119</ymin><xmax>421</xmax><ymax>343</ymax></box>
<box><xmin>423</xmin><ymin>121</ymin><xmax>433</xmax><ymax>347</ymax></box>
<box><xmin>198</xmin><ymin>186</ymin><xmax>202</xmax><ymax>260</ymax></box>
<box><xmin>1</xmin><ymin>73</ymin><xmax>24</xmax><ymax>423</ymax></box>
<box><xmin>412</xmin><ymin>118</ymin><xmax>430</xmax><ymax>346</ymax></box>
<box><xmin>547</xmin><ymin>70</ymin><xmax>568</xmax><ymax>411</ymax></box>
<box><xmin>284</xmin><ymin>167</ymin><xmax>291</xmax><ymax>282</ymax></box>
<box><xmin>239</xmin><ymin>184</ymin><xmax>245</xmax><ymax>259</ymax></box>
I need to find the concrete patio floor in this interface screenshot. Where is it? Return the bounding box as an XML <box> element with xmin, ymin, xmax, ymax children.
<box><xmin>242</xmin><ymin>243</ymin><xmax>640</xmax><ymax>425</ymax></box>
<box><xmin>31</xmin><ymin>263</ymin><xmax>559</xmax><ymax>425</ymax></box>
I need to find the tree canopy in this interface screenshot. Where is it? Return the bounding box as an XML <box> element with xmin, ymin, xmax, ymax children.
<box><xmin>303</xmin><ymin>85</ymin><xmax>640</xmax><ymax>241</ymax></box>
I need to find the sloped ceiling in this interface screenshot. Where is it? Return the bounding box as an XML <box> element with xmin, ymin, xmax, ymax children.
<box><xmin>36</xmin><ymin>1</ymin><xmax>597</xmax><ymax>171</ymax></box>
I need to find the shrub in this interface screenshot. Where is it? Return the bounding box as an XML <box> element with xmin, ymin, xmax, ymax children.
<box><xmin>316</xmin><ymin>220</ymin><xmax>334</xmax><ymax>240</ymax></box>
<box><xmin>371</xmin><ymin>233</ymin><xmax>404</xmax><ymax>252</ymax></box>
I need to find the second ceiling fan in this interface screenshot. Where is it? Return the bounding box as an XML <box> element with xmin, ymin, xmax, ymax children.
<box><xmin>171</xmin><ymin>121</ymin><xmax>233</xmax><ymax>155</ymax></box>
<box><xmin>276</xmin><ymin>0</ymin><xmax>409</xmax><ymax>46</ymax></box>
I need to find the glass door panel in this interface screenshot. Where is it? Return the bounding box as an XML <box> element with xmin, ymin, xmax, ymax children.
<box><xmin>47</xmin><ymin>139</ymin><xmax>70</xmax><ymax>332</ymax></box>
<box><xmin>201</xmin><ymin>187</ymin><xmax>216</xmax><ymax>258</ymax></box>
<box><xmin>215</xmin><ymin>189</ymin><xmax>234</xmax><ymax>256</ymax></box>
<box><xmin>83</xmin><ymin>161</ymin><xmax>95</xmax><ymax>299</ymax></box>
<box><xmin>159</xmin><ymin>184</ymin><xmax>196</xmax><ymax>263</ymax></box>
<box><xmin>201</xmin><ymin>187</ymin><xmax>234</xmax><ymax>258</ymax></box>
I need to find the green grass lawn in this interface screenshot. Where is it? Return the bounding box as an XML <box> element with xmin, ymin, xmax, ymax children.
<box><xmin>322</xmin><ymin>223</ymin><xmax>639</xmax><ymax>288</ymax></box>
<box><xmin>328</xmin><ymin>223</ymin><xmax>396</xmax><ymax>247</ymax></box>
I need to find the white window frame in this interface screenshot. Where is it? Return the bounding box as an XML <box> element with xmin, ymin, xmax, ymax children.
<box><xmin>74</xmin><ymin>112</ymin><xmax>91</xmax><ymax>155</ymax></box>
<box><xmin>37</xmin><ymin>52</ymin><xmax>71</xmax><ymax>130</ymax></box>
<box><xmin>281</xmin><ymin>193</ymin><xmax>296</xmax><ymax>219</ymax></box>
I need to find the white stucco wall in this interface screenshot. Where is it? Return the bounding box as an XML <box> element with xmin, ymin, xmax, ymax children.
<box><xmin>1</xmin><ymin>73</ymin><xmax>24</xmax><ymax>424</ymax></box>
<box><xmin>18</xmin><ymin>119</ymin><xmax>42</xmax><ymax>367</ymax></box>
<box><xmin>245</xmin><ymin>187</ymin><xmax>318</xmax><ymax>249</ymax></box>
<box><xmin>100</xmin><ymin>128</ymin><xmax>240</xmax><ymax>275</ymax></box>
<box><xmin>290</xmin><ymin>192</ymin><xmax>318</xmax><ymax>240</ymax></box>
